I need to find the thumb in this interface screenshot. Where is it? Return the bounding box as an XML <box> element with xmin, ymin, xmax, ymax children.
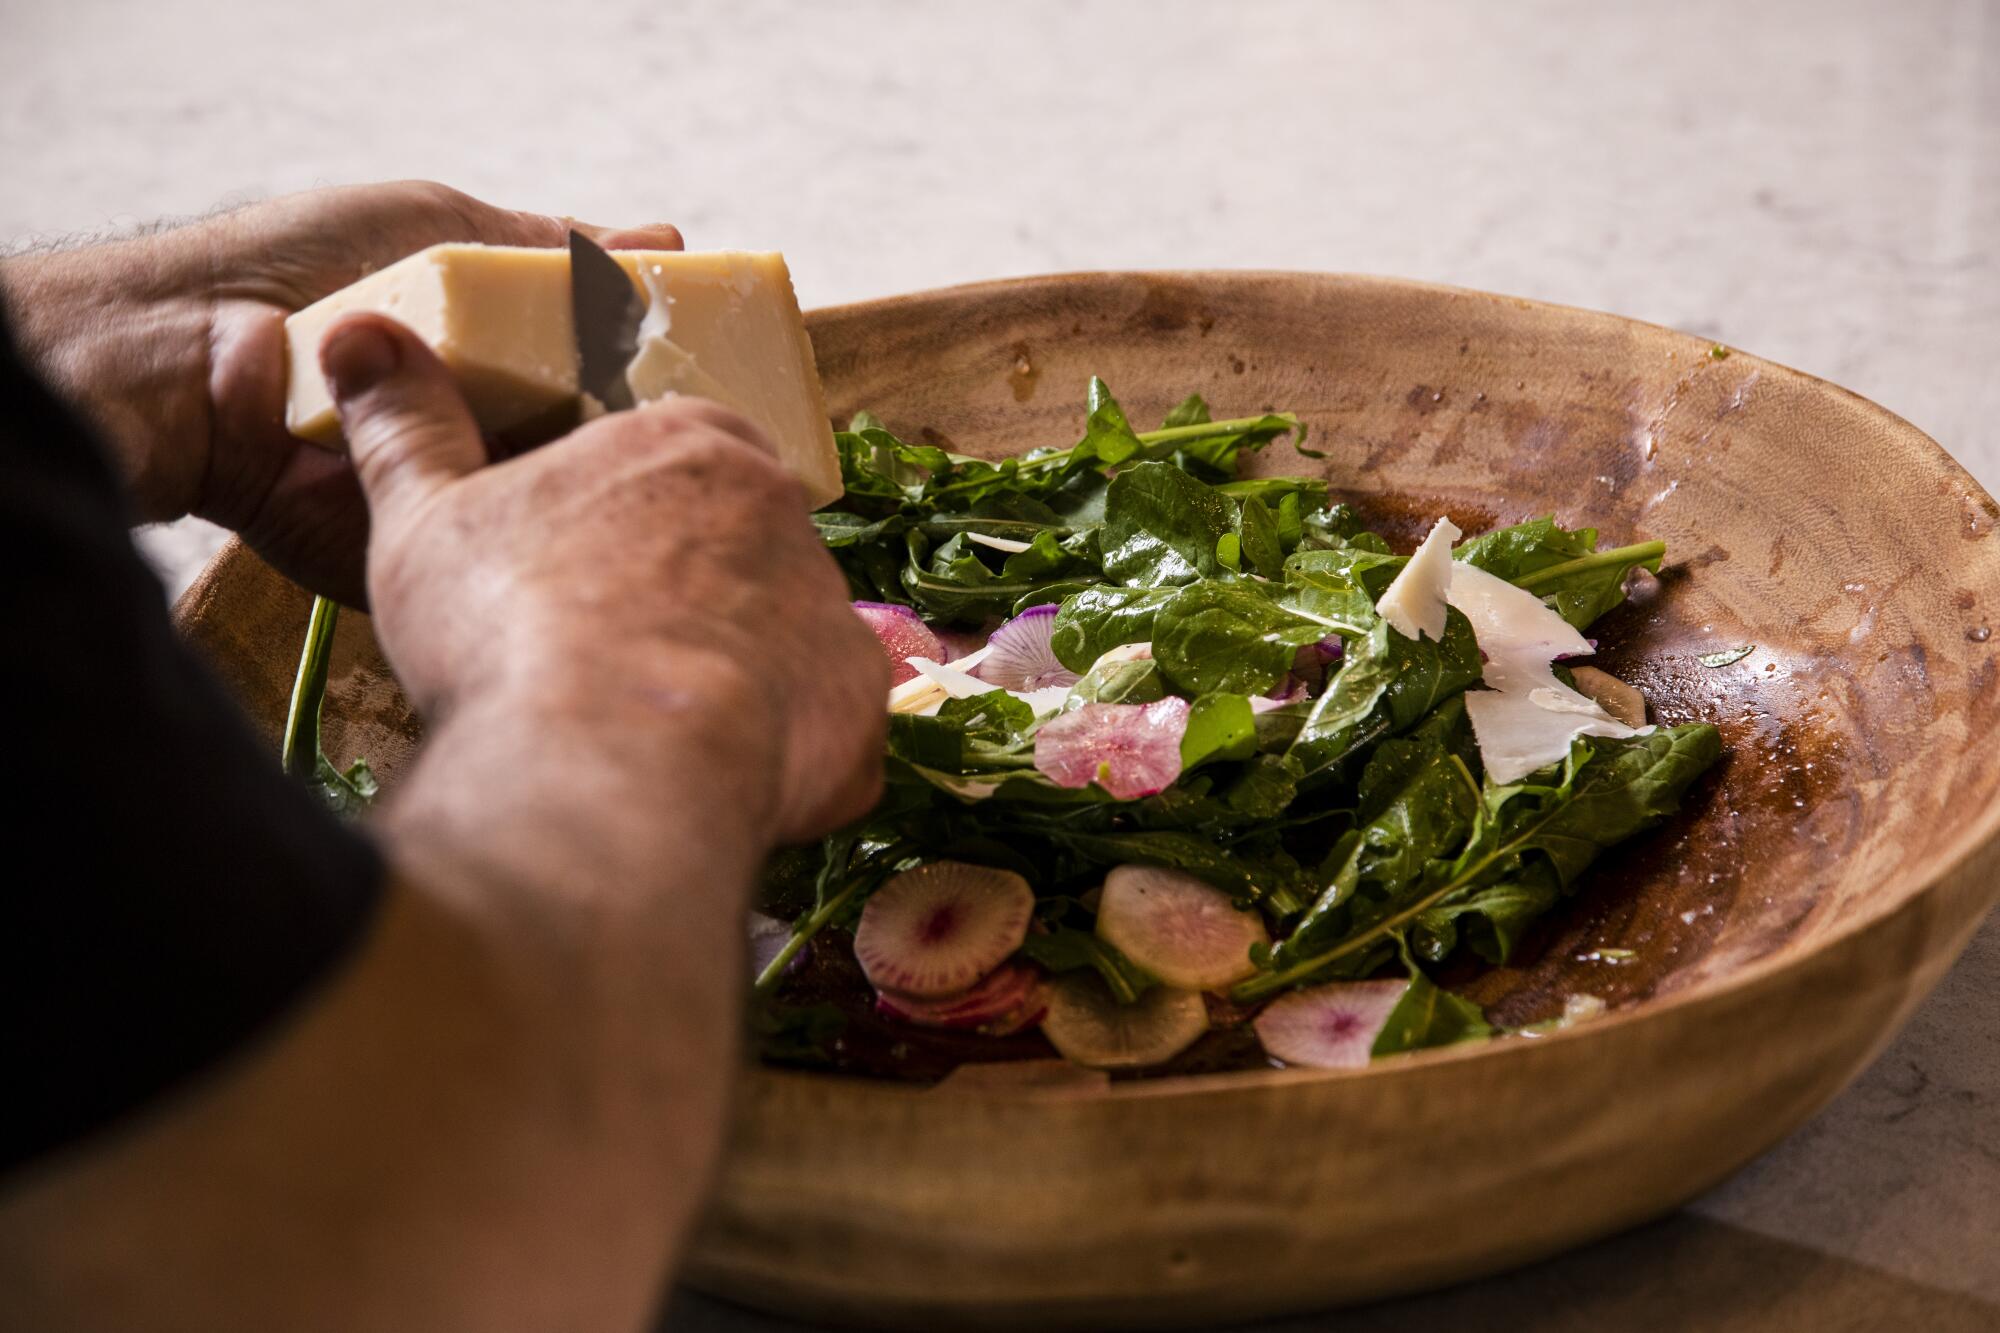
<box><xmin>320</xmin><ymin>313</ymin><xmax>485</xmax><ymax>531</ymax></box>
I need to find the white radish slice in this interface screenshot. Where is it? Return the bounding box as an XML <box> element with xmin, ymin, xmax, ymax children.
<box><xmin>853</xmin><ymin>861</ymin><xmax>1036</xmax><ymax>998</ymax></box>
<box><xmin>853</xmin><ymin>601</ymin><xmax>944</xmax><ymax>687</ymax></box>
<box><xmin>1032</xmin><ymin>696</ymin><xmax>1190</xmax><ymax>799</ymax></box>
<box><xmin>1567</xmin><ymin>665</ymin><xmax>1647</xmax><ymax>727</ymax></box>
<box><xmin>1094</xmin><ymin>864</ymin><xmax>1269</xmax><ymax>991</ymax></box>
<box><xmin>874</xmin><ymin>961</ymin><xmax>1047</xmax><ymax>1035</ymax></box>
<box><xmin>1040</xmin><ymin>973</ymin><xmax>1209</xmax><ymax>1070</ymax></box>
<box><xmin>1376</xmin><ymin>516</ymin><xmax>1461</xmax><ymax>641</ymax></box>
<box><xmin>1253</xmin><ymin>978</ymin><xmax>1408</xmax><ymax>1069</ymax></box>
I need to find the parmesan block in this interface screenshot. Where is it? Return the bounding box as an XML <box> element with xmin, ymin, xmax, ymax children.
<box><xmin>283</xmin><ymin>244</ymin><xmax>843</xmax><ymax>507</ymax></box>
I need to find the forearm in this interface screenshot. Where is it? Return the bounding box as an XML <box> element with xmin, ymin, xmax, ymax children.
<box><xmin>0</xmin><ymin>668</ymin><xmax>776</xmax><ymax>1333</ymax></box>
<box><xmin>1</xmin><ymin>240</ymin><xmax>215</xmax><ymax>521</ymax></box>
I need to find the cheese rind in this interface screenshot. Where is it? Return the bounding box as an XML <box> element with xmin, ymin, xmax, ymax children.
<box><xmin>283</xmin><ymin>244</ymin><xmax>842</xmax><ymax>507</ymax></box>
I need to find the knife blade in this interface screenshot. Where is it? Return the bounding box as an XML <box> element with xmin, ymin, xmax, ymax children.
<box><xmin>568</xmin><ymin>229</ymin><xmax>644</xmax><ymax>414</ymax></box>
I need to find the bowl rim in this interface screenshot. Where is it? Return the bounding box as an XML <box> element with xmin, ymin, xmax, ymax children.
<box><xmin>770</xmin><ymin>267</ymin><xmax>2000</xmax><ymax>1100</ymax></box>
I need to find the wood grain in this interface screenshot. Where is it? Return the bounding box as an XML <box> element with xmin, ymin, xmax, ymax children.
<box><xmin>175</xmin><ymin>271</ymin><xmax>2000</xmax><ymax>1328</ymax></box>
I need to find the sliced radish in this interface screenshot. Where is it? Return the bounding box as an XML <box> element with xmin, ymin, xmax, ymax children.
<box><xmin>874</xmin><ymin>961</ymin><xmax>1048</xmax><ymax>1035</ymax></box>
<box><xmin>1040</xmin><ymin>973</ymin><xmax>1209</xmax><ymax>1070</ymax></box>
<box><xmin>854</xmin><ymin>601</ymin><xmax>945</xmax><ymax>686</ymax></box>
<box><xmin>1567</xmin><ymin>665</ymin><xmax>1647</xmax><ymax>727</ymax></box>
<box><xmin>853</xmin><ymin>860</ymin><xmax>1036</xmax><ymax>998</ymax></box>
<box><xmin>1251</xmin><ymin>675</ymin><xmax>1310</xmax><ymax>714</ymax></box>
<box><xmin>975</xmin><ymin>605</ymin><xmax>1082</xmax><ymax>692</ymax></box>
<box><xmin>1253</xmin><ymin>978</ymin><xmax>1407</xmax><ymax>1069</ymax></box>
<box><xmin>1032</xmin><ymin>696</ymin><xmax>1191</xmax><ymax>799</ymax></box>
<box><xmin>1094</xmin><ymin>864</ymin><xmax>1269</xmax><ymax>990</ymax></box>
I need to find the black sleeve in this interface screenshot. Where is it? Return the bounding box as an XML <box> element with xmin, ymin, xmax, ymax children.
<box><xmin>0</xmin><ymin>301</ymin><xmax>385</xmax><ymax>1177</ymax></box>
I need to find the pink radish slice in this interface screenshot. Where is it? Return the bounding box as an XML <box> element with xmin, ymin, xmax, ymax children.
<box><xmin>1040</xmin><ymin>973</ymin><xmax>1209</xmax><ymax>1070</ymax></box>
<box><xmin>1033</xmin><ymin>696</ymin><xmax>1191</xmax><ymax>800</ymax></box>
<box><xmin>853</xmin><ymin>860</ymin><xmax>1036</xmax><ymax>998</ymax></box>
<box><xmin>1252</xmin><ymin>979</ymin><xmax>1408</xmax><ymax>1069</ymax></box>
<box><xmin>874</xmin><ymin>962</ymin><xmax>1047</xmax><ymax>1035</ymax></box>
<box><xmin>1094</xmin><ymin>864</ymin><xmax>1269</xmax><ymax>990</ymax></box>
<box><xmin>974</xmin><ymin>605</ymin><xmax>1081</xmax><ymax>692</ymax></box>
<box><xmin>853</xmin><ymin>601</ymin><xmax>945</xmax><ymax>686</ymax></box>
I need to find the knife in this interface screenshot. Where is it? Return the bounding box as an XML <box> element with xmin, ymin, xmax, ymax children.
<box><xmin>568</xmin><ymin>229</ymin><xmax>644</xmax><ymax>414</ymax></box>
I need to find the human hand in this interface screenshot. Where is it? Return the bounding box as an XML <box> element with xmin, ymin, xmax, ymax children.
<box><xmin>0</xmin><ymin>181</ymin><xmax>681</xmax><ymax>605</ymax></box>
<box><xmin>321</xmin><ymin>311</ymin><xmax>886</xmax><ymax>846</ymax></box>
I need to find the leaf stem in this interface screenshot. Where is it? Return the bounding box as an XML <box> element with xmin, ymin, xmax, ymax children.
<box><xmin>753</xmin><ymin>841</ymin><xmax>916</xmax><ymax>996</ymax></box>
<box><xmin>281</xmin><ymin>596</ymin><xmax>341</xmax><ymax>781</ymax></box>
<box><xmin>1512</xmin><ymin>540</ymin><xmax>1665</xmax><ymax>592</ymax></box>
<box><xmin>925</xmin><ymin>414</ymin><xmax>1300</xmax><ymax>498</ymax></box>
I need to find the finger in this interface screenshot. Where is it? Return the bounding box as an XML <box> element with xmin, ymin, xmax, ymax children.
<box><xmin>321</xmin><ymin>312</ymin><xmax>486</xmax><ymax>533</ymax></box>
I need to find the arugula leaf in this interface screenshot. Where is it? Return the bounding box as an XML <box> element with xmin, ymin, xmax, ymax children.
<box><xmin>1239</xmin><ymin>723</ymin><xmax>1721</xmax><ymax>998</ymax></box>
<box><xmin>1099</xmin><ymin>462</ymin><xmax>1238</xmax><ymax>587</ymax></box>
<box><xmin>1284</xmin><ymin>611</ymin><xmax>1481</xmax><ymax>783</ymax></box>
<box><xmin>749</xmin><ymin>999</ymin><xmax>849</xmax><ymax>1066</ymax></box>
<box><xmin>1180</xmin><ymin>693</ymin><xmax>1260</xmax><ymax>769</ymax></box>
<box><xmin>281</xmin><ymin>596</ymin><xmax>378</xmax><ymax>817</ymax></box>
<box><xmin>1236</xmin><ymin>495</ymin><xmax>1287</xmax><ymax>579</ymax></box>
<box><xmin>1018</xmin><ymin>928</ymin><xmax>1157</xmax><ymax>1004</ymax></box>
<box><xmin>1159</xmin><ymin>392</ymin><xmax>1211</xmax><ymax>430</ymax></box>
<box><xmin>1050</xmin><ymin>586</ymin><xmax>1172</xmax><ymax>672</ymax></box>
<box><xmin>1067</xmin><ymin>654</ymin><xmax>1167</xmax><ymax>706</ymax></box>
<box><xmin>1453</xmin><ymin>517</ymin><xmax>1665</xmax><ymax>630</ymax></box>
<box><xmin>1152</xmin><ymin>582</ymin><xmax>1327</xmax><ymax>696</ymax></box>
<box><xmin>1371</xmin><ymin>967</ymin><xmax>1494</xmax><ymax>1056</ymax></box>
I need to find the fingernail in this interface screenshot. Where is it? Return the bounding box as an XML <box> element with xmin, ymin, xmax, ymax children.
<box><xmin>322</xmin><ymin>323</ymin><xmax>400</xmax><ymax>399</ymax></box>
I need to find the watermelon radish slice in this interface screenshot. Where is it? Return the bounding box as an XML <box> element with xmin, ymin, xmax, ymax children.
<box><xmin>874</xmin><ymin>961</ymin><xmax>1047</xmax><ymax>1035</ymax></box>
<box><xmin>1094</xmin><ymin>864</ymin><xmax>1269</xmax><ymax>990</ymax></box>
<box><xmin>853</xmin><ymin>601</ymin><xmax>945</xmax><ymax>686</ymax></box>
<box><xmin>1040</xmin><ymin>973</ymin><xmax>1209</xmax><ymax>1070</ymax></box>
<box><xmin>853</xmin><ymin>860</ymin><xmax>1036</xmax><ymax>998</ymax></box>
<box><xmin>1252</xmin><ymin>979</ymin><xmax>1408</xmax><ymax>1069</ymax></box>
<box><xmin>1032</xmin><ymin>696</ymin><xmax>1191</xmax><ymax>800</ymax></box>
<box><xmin>974</xmin><ymin>605</ymin><xmax>1081</xmax><ymax>692</ymax></box>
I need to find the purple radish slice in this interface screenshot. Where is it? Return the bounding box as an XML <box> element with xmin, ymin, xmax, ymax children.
<box><xmin>1040</xmin><ymin>973</ymin><xmax>1209</xmax><ymax>1070</ymax></box>
<box><xmin>874</xmin><ymin>962</ymin><xmax>1047</xmax><ymax>1035</ymax></box>
<box><xmin>974</xmin><ymin>605</ymin><xmax>1082</xmax><ymax>692</ymax></box>
<box><xmin>853</xmin><ymin>601</ymin><xmax>945</xmax><ymax>686</ymax></box>
<box><xmin>1566</xmin><ymin>665</ymin><xmax>1647</xmax><ymax>727</ymax></box>
<box><xmin>1032</xmin><ymin>696</ymin><xmax>1191</xmax><ymax>799</ymax></box>
<box><xmin>1094</xmin><ymin>864</ymin><xmax>1269</xmax><ymax>991</ymax></box>
<box><xmin>1252</xmin><ymin>978</ymin><xmax>1408</xmax><ymax>1069</ymax></box>
<box><xmin>853</xmin><ymin>860</ymin><xmax>1036</xmax><ymax>998</ymax></box>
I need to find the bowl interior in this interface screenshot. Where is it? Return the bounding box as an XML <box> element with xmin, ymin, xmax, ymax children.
<box><xmin>180</xmin><ymin>270</ymin><xmax>2000</xmax><ymax>1038</ymax></box>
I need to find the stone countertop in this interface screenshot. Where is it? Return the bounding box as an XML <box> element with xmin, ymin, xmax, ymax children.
<box><xmin>5</xmin><ymin>0</ymin><xmax>1994</xmax><ymax>1325</ymax></box>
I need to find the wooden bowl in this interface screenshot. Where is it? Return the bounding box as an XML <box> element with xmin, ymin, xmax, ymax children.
<box><xmin>175</xmin><ymin>272</ymin><xmax>2000</xmax><ymax>1329</ymax></box>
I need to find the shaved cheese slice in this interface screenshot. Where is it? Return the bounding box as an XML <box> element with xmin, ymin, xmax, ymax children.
<box><xmin>1444</xmin><ymin>554</ymin><xmax>1650</xmax><ymax>782</ymax></box>
<box><xmin>1445</xmin><ymin>561</ymin><xmax>1592</xmax><ymax>689</ymax></box>
<box><xmin>910</xmin><ymin>656</ymin><xmax>995</xmax><ymax>700</ymax></box>
<box><xmin>966</xmin><ymin>532</ymin><xmax>1036</xmax><ymax>555</ymax></box>
<box><xmin>1376</xmin><ymin>517</ymin><xmax>1461</xmax><ymax>640</ymax></box>
<box><xmin>1464</xmin><ymin>685</ymin><xmax>1644</xmax><ymax>784</ymax></box>
<box><xmin>1013</xmin><ymin>684</ymin><xmax>1075</xmax><ymax>716</ymax></box>
<box><xmin>888</xmin><ymin>646</ymin><xmax>993</xmax><ymax>714</ymax></box>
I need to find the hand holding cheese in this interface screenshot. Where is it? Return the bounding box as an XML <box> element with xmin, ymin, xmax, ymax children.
<box><xmin>0</xmin><ymin>180</ymin><xmax>683</xmax><ymax>605</ymax></box>
<box><xmin>283</xmin><ymin>243</ymin><xmax>844</xmax><ymax>509</ymax></box>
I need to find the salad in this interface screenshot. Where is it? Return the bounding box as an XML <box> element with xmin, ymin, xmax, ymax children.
<box><xmin>755</xmin><ymin>380</ymin><xmax>1721</xmax><ymax>1074</ymax></box>
<box><xmin>282</xmin><ymin>378</ymin><xmax>1721</xmax><ymax>1077</ymax></box>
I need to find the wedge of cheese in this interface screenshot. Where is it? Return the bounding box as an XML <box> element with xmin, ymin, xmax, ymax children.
<box><xmin>283</xmin><ymin>244</ymin><xmax>843</xmax><ymax>507</ymax></box>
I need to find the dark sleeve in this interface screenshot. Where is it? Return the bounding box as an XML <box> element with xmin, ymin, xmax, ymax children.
<box><xmin>0</xmin><ymin>301</ymin><xmax>385</xmax><ymax>1177</ymax></box>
